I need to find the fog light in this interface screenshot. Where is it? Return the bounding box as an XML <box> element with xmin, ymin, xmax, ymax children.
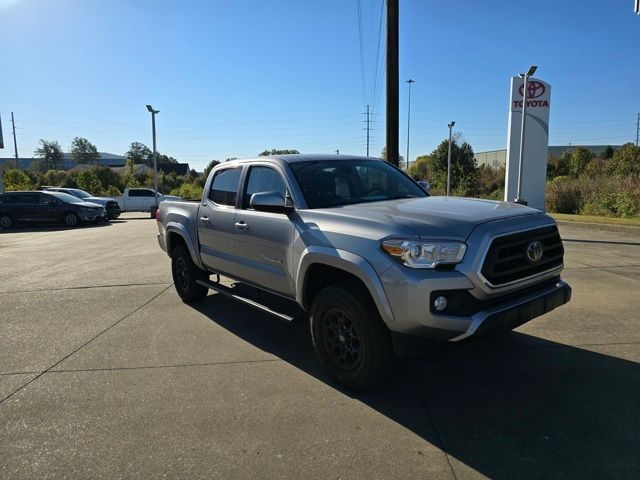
<box><xmin>433</xmin><ymin>296</ymin><xmax>447</xmax><ymax>312</ymax></box>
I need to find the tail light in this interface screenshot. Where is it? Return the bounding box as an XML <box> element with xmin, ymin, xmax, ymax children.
<box><xmin>155</xmin><ymin>209</ymin><xmax>161</xmax><ymax>222</ymax></box>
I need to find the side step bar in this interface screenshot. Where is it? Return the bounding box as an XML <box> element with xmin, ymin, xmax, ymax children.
<box><xmin>196</xmin><ymin>278</ymin><xmax>296</xmax><ymax>323</ymax></box>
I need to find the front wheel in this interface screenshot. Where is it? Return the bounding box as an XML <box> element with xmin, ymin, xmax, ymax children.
<box><xmin>0</xmin><ymin>214</ymin><xmax>14</xmax><ymax>229</ymax></box>
<box><xmin>171</xmin><ymin>245</ymin><xmax>208</xmax><ymax>303</ymax></box>
<box><xmin>310</xmin><ymin>282</ymin><xmax>394</xmax><ymax>392</ymax></box>
<box><xmin>64</xmin><ymin>212</ymin><xmax>80</xmax><ymax>227</ymax></box>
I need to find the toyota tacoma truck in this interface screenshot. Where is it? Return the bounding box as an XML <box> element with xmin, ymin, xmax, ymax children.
<box><xmin>157</xmin><ymin>154</ymin><xmax>571</xmax><ymax>391</ymax></box>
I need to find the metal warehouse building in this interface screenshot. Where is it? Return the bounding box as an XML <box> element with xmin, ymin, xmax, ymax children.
<box><xmin>474</xmin><ymin>145</ymin><xmax>622</xmax><ymax>169</ymax></box>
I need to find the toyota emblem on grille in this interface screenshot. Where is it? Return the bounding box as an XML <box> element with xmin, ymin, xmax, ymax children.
<box><xmin>526</xmin><ymin>240</ymin><xmax>544</xmax><ymax>263</ymax></box>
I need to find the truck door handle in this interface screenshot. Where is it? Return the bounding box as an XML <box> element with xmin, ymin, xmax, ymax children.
<box><xmin>235</xmin><ymin>221</ymin><xmax>248</xmax><ymax>231</ymax></box>
<box><xmin>200</xmin><ymin>216</ymin><xmax>210</xmax><ymax>223</ymax></box>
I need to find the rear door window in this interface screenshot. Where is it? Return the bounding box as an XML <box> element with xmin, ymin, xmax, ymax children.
<box><xmin>209</xmin><ymin>168</ymin><xmax>242</xmax><ymax>206</ymax></box>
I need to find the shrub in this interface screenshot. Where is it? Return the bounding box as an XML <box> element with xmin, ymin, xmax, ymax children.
<box><xmin>170</xmin><ymin>183</ymin><xmax>203</xmax><ymax>200</ymax></box>
<box><xmin>545</xmin><ymin>176</ymin><xmax>584</xmax><ymax>213</ymax></box>
<box><xmin>2</xmin><ymin>169</ymin><xmax>33</xmax><ymax>191</ymax></box>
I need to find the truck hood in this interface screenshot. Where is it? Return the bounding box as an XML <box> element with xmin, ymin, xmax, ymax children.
<box><xmin>85</xmin><ymin>196</ymin><xmax>112</xmax><ymax>204</ymax></box>
<box><xmin>76</xmin><ymin>201</ymin><xmax>104</xmax><ymax>209</ymax></box>
<box><xmin>304</xmin><ymin>196</ymin><xmax>541</xmax><ymax>241</ymax></box>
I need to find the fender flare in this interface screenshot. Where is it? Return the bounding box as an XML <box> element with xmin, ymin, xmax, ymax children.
<box><xmin>164</xmin><ymin>222</ymin><xmax>205</xmax><ymax>270</ymax></box>
<box><xmin>296</xmin><ymin>246</ymin><xmax>395</xmax><ymax>324</ymax></box>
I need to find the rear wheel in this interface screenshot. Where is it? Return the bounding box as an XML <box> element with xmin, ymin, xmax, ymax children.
<box><xmin>171</xmin><ymin>244</ymin><xmax>208</xmax><ymax>303</ymax></box>
<box><xmin>0</xmin><ymin>214</ymin><xmax>13</xmax><ymax>229</ymax></box>
<box><xmin>64</xmin><ymin>212</ymin><xmax>80</xmax><ymax>227</ymax></box>
<box><xmin>310</xmin><ymin>282</ymin><xmax>394</xmax><ymax>392</ymax></box>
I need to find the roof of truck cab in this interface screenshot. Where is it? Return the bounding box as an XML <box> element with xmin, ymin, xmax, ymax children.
<box><xmin>224</xmin><ymin>154</ymin><xmax>382</xmax><ymax>165</ymax></box>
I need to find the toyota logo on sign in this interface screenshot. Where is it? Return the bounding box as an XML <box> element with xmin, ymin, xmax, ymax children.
<box><xmin>519</xmin><ymin>81</ymin><xmax>545</xmax><ymax>99</ymax></box>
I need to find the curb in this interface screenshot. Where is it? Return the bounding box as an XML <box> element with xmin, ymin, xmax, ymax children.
<box><xmin>555</xmin><ymin>220</ymin><xmax>640</xmax><ymax>234</ymax></box>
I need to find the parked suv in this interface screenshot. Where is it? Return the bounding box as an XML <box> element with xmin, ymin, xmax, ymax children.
<box><xmin>41</xmin><ymin>187</ymin><xmax>121</xmax><ymax>219</ymax></box>
<box><xmin>0</xmin><ymin>191</ymin><xmax>107</xmax><ymax>228</ymax></box>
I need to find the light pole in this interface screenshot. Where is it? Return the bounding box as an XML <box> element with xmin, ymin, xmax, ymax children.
<box><xmin>405</xmin><ymin>79</ymin><xmax>415</xmax><ymax>171</ymax></box>
<box><xmin>146</xmin><ymin>104</ymin><xmax>160</xmax><ymax>211</ymax></box>
<box><xmin>514</xmin><ymin>65</ymin><xmax>537</xmax><ymax>205</ymax></box>
<box><xmin>446</xmin><ymin>121</ymin><xmax>455</xmax><ymax>196</ymax></box>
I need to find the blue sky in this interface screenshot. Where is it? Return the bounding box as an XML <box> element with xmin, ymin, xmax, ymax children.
<box><xmin>1</xmin><ymin>0</ymin><xmax>638</xmax><ymax>170</ymax></box>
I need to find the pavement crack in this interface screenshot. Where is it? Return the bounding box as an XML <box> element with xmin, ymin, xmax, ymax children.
<box><xmin>0</xmin><ymin>282</ymin><xmax>172</xmax><ymax>295</ymax></box>
<box><xmin>0</xmin><ymin>284</ymin><xmax>173</xmax><ymax>405</ymax></box>
<box><xmin>46</xmin><ymin>356</ymin><xmax>318</xmax><ymax>374</ymax></box>
<box><xmin>407</xmin><ymin>361</ymin><xmax>459</xmax><ymax>480</ymax></box>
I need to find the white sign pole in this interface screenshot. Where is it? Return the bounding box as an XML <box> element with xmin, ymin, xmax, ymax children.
<box><xmin>504</xmin><ymin>76</ymin><xmax>551</xmax><ymax>211</ymax></box>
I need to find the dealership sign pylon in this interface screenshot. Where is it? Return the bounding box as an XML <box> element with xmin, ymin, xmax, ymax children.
<box><xmin>504</xmin><ymin>77</ymin><xmax>551</xmax><ymax>211</ymax></box>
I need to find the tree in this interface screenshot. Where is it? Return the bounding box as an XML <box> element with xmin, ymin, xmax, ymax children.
<box><xmin>422</xmin><ymin>137</ymin><xmax>478</xmax><ymax>195</ymax></box>
<box><xmin>605</xmin><ymin>143</ymin><xmax>640</xmax><ymax>176</ymax></box>
<box><xmin>70</xmin><ymin>137</ymin><xmax>100</xmax><ymax>164</ymax></box>
<box><xmin>76</xmin><ymin>170</ymin><xmax>103</xmax><ymax>195</ymax></box>
<box><xmin>157</xmin><ymin>153</ymin><xmax>178</xmax><ymax>164</ymax></box>
<box><xmin>203</xmin><ymin>160</ymin><xmax>220</xmax><ymax>179</ymax></box>
<box><xmin>125</xmin><ymin>142</ymin><xmax>153</xmax><ymax>166</ymax></box>
<box><xmin>34</xmin><ymin>139</ymin><xmax>64</xmax><ymax>170</ymax></box>
<box><xmin>380</xmin><ymin>147</ymin><xmax>404</xmax><ymax>166</ymax></box>
<box><xmin>601</xmin><ymin>145</ymin><xmax>615</xmax><ymax>160</ymax></box>
<box><xmin>407</xmin><ymin>155</ymin><xmax>430</xmax><ymax>180</ymax></box>
<box><xmin>547</xmin><ymin>153</ymin><xmax>571</xmax><ymax>179</ymax></box>
<box><xmin>568</xmin><ymin>147</ymin><xmax>593</xmax><ymax>177</ymax></box>
<box><xmin>259</xmin><ymin>149</ymin><xmax>300</xmax><ymax>156</ymax></box>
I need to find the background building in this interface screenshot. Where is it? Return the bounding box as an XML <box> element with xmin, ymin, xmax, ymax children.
<box><xmin>474</xmin><ymin>145</ymin><xmax>622</xmax><ymax>169</ymax></box>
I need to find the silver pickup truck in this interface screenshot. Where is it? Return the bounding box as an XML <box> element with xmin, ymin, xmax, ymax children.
<box><xmin>157</xmin><ymin>154</ymin><xmax>571</xmax><ymax>391</ymax></box>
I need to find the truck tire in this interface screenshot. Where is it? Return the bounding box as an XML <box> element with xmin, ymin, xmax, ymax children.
<box><xmin>310</xmin><ymin>282</ymin><xmax>394</xmax><ymax>392</ymax></box>
<box><xmin>171</xmin><ymin>244</ymin><xmax>208</xmax><ymax>303</ymax></box>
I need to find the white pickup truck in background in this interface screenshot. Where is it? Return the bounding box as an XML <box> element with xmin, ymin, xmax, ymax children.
<box><xmin>115</xmin><ymin>188</ymin><xmax>181</xmax><ymax>216</ymax></box>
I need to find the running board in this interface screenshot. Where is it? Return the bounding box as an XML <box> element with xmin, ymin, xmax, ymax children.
<box><xmin>196</xmin><ymin>278</ymin><xmax>296</xmax><ymax>323</ymax></box>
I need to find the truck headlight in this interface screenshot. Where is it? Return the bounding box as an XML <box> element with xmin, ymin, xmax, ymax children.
<box><xmin>382</xmin><ymin>239</ymin><xmax>466</xmax><ymax>269</ymax></box>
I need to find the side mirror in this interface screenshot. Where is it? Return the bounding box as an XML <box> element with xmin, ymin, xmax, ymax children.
<box><xmin>250</xmin><ymin>192</ymin><xmax>292</xmax><ymax>214</ymax></box>
<box><xmin>417</xmin><ymin>180</ymin><xmax>430</xmax><ymax>193</ymax></box>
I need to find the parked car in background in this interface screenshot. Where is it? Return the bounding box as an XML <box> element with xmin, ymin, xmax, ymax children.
<box><xmin>114</xmin><ymin>188</ymin><xmax>181</xmax><ymax>217</ymax></box>
<box><xmin>41</xmin><ymin>187</ymin><xmax>121</xmax><ymax>219</ymax></box>
<box><xmin>0</xmin><ymin>191</ymin><xmax>107</xmax><ymax>229</ymax></box>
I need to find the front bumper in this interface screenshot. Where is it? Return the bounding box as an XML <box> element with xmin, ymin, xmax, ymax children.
<box><xmin>107</xmin><ymin>207</ymin><xmax>121</xmax><ymax>219</ymax></box>
<box><xmin>391</xmin><ymin>279</ymin><xmax>571</xmax><ymax>355</ymax></box>
<box><xmin>80</xmin><ymin>210</ymin><xmax>107</xmax><ymax>221</ymax></box>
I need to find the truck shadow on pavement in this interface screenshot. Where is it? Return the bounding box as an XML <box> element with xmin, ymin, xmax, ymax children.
<box><xmin>191</xmin><ymin>292</ymin><xmax>639</xmax><ymax>480</ymax></box>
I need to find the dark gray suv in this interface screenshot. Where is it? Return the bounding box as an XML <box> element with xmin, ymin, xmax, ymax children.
<box><xmin>0</xmin><ymin>191</ymin><xmax>107</xmax><ymax>229</ymax></box>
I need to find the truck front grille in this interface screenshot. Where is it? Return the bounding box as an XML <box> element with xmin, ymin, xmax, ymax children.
<box><xmin>480</xmin><ymin>226</ymin><xmax>564</xmax><ymax>286</ymax></box>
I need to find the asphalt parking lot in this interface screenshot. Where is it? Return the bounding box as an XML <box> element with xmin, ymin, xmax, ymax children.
<box><xmin>1</xmin><ymin>213</ymin><xmax>639</xmax><ymax>479</ymax></box>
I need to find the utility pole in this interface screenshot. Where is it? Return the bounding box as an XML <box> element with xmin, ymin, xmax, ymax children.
<box><xmin>636</xmin><ymin>112</ymin><xmax>639</xmax><ymax>147</ymax></box>
<box><xmin>146</xmin><ymin>105</ymin><xmax>160</xmax><ymax>211</ymax></box>
<box><xmin>11</xmin><ymin>112</ymin><xmax>19</xmax><ymax>169</ymax></box>
<box><xmin>447</xmin><ymin>121</ymin><xmax>455</xmax><ymax>196</ymax></box>
<box><xmin>386</xmin><ymin>0</ymin><xmax>399</xmax><ymax>166</ymax></box>
<box><xmin>405</xmin><ymin>79</ymin><xmax>415</xmax><ymax>171</ymax></box>
<box><xmin>364</xmin><ymin>104</ymin><xmax>370</xmax><ymax>157</ymax></box>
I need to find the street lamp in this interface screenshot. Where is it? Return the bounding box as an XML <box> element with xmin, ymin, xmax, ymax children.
<box><xmin>446</xmin><ymin>121</ymin><xmax>455</xmax><ymax>196</ymax></box>
<box><xmin>146</xmin><ymin>104</ymin><xmax>160</xmax><ymax>211</ymax></box>
<box><xmin>405</xmin><ymin>79</ymin><xmax>415</xmax><ymax>171</ymax></box>
<box><xmin>514</xmin><ymin>65</ymin><xmax>537</xmax><ymax>205</ymax></box>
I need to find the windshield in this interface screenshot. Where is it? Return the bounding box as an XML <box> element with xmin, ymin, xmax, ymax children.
<box><xmin>289</xmin><ymin>159</ymin><xmax>427</xmax><ymax>209</ymax></box>
<box><xmin>48</xmin><ymin>192</ymin><xmax>85</xmax><ymax>204</ymax></box>
<box><xmin>69</xmin><ymin>189</ymin><xmax>92</xmax><ymax>199</ymax></box>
